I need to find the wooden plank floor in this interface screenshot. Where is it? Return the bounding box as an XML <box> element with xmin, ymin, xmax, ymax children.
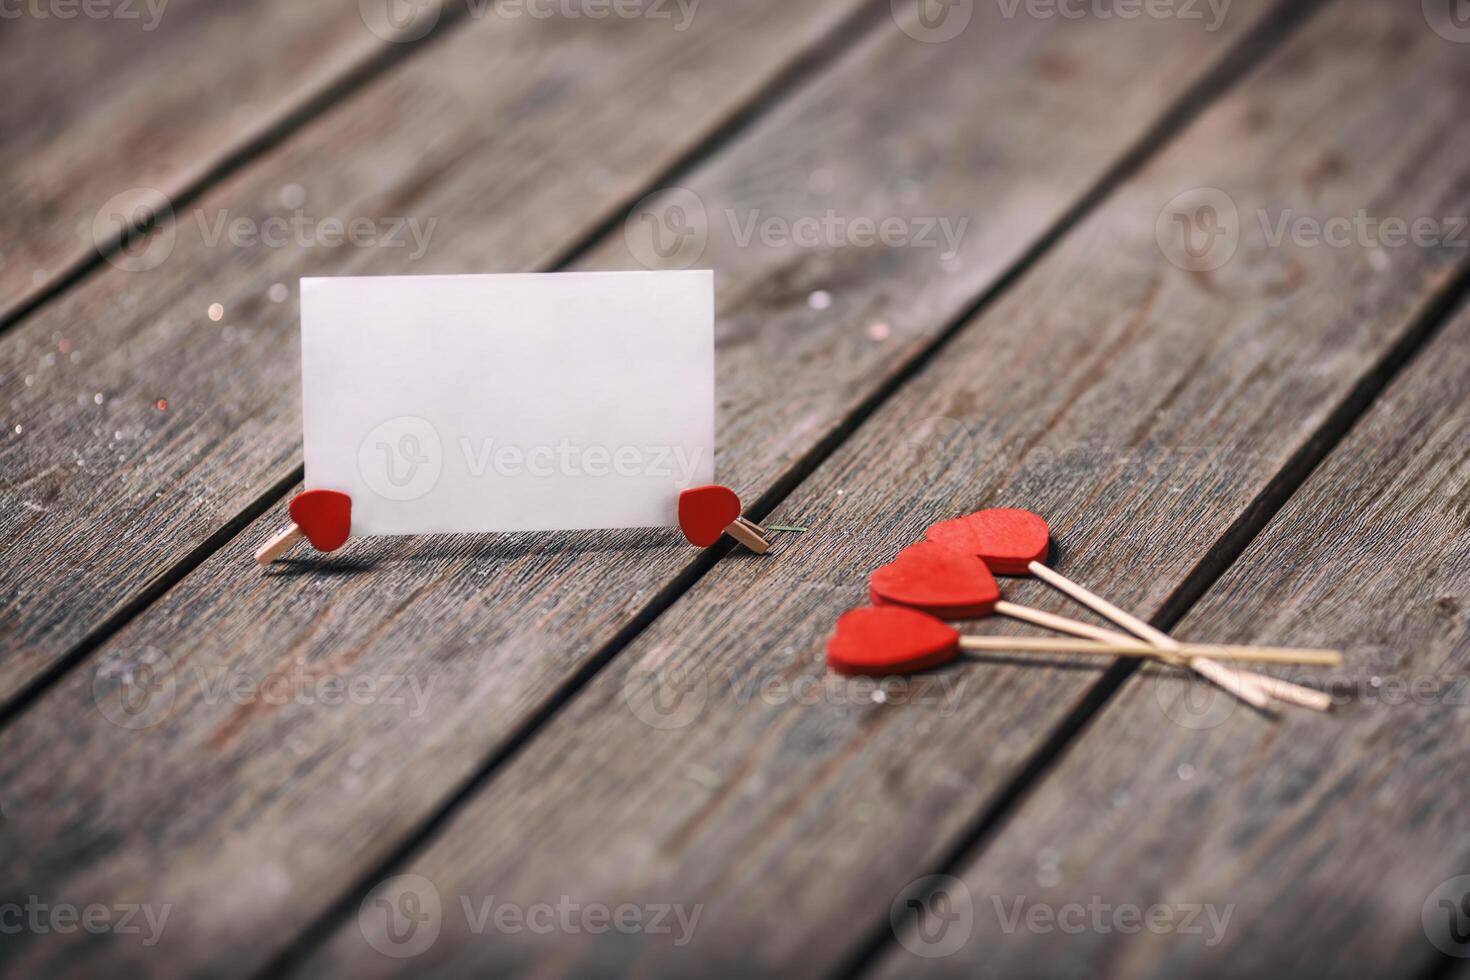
<box><xmin>0</xmin><ymin>0</ymin><xmax>421</xmax><ymax>326</ymax></box>
<box><xmin>2</xmin><ymin>1</ymin><xmax>1468</xmax><ymax>977</ymax></box>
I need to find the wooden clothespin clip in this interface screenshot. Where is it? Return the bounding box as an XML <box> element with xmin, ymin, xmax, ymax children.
<box><xmin>255</xmin><ymin>489</ymin><xmax>353</xmax><ymax>565</ymax></box>
<box><xmin>678</xmin><ymin>485</ymin><xmax>769</xmax><ymax>555</ymax></box>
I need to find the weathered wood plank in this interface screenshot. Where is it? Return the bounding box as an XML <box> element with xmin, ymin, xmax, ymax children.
<box><xmin>0</xmin><ymin>0</ymin><xmax>875</xmax><ymax>707</ymax></box>
<box><xmin>866</xmin><ymin>186</ymin><xmax>1470</xmax><ymax>979</ymax></box>
<box><xmin>286</xmin><ymin>2</ymin><xmax>1470</xmax><ymax>976</ymax></box>
<box><xmin>0</xmin><ymin>0</ymin><xmax>422</xmax><ymax>325</ymax></box>
<box><xmin>0</xmin><ymin>2</ymin><xmax>1283</xmax><ymax>977</ymax></box>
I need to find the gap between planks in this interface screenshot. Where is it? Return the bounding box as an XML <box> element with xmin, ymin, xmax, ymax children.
<box><xmin>0</xmin><ymin>0</ymin><xmax>894</xmax><ymax>728</ymax></box>
<box><xmin>245</xmin><ymin>0</ymin><xmax>1342</xmax><ymax>976</ymax></box>
<box><xmin>838</xmin><ymin>175</ymin><xmax>1470</xmax><ymax>980</ymax></box>
<box><xmin>0</xmin><ymin>0</ymin><xmax>480</xmax><ymax>339</ymax></box>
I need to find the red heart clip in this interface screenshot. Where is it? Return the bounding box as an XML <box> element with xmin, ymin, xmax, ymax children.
<box><xmin>827</xmin><ymin>606</ymin><xmax>961</xmax><ymax>676</ymax></box>
<box><xmin>926</xmin><ymin>508</ymin><xmax>1050</xmax><ymax>576</ymax></box>
<box><xmin>869</xmin><ymin>541</ymin><xmax>1000</xmax><ymax>620</ymax></box>
<box><xmin>289</xmin><ymin>490</ymin><xmax>352</xmax><ymax>552</ymax></box>
<box><xmin>678</xmin><ymin>485</ymin><xmax>743</xmax><ymax>548</ymax></box>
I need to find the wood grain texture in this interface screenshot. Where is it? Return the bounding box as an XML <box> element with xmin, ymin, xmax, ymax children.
<box><xmin>284</xmin><ymin>2</ymin><xmax>1470</xmax><ymax>976</ymax></box>
<box><xmin>864</xmin><ymin>194</ymin><xmax>1470</xmax><ymax>980</ymax></box>
<box><xmin>0</xmin><ymin>0</ymin><xmax>410</xmax><ymax>325</ymax></box>
<box><xmin>869</xmin><ymin>298</ymin><xmax>1470</xmax><ymax>980</ymax></box>
<box><xmin>0</xmin><ymin>3</ymin><xmax>1283</xmax><ymax>977</ymax></box>
<box><xmin>0</xmin><ymin>0</ymin><xmax>874</xmax><ymax>707</ymax></box>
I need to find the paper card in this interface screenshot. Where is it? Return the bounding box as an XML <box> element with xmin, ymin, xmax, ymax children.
<box><xmin>300</xmin><ymin>271</ymin><xmax>714</xmax><ymax>535</ymax></box>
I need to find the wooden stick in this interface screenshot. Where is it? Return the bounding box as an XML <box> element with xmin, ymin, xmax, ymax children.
<box><xmin>1026</xmin><ymin>561</ymin><xmax>1327</xmax><ymax>711</ymax></box>
<box><xmin>1183</xmin><ymin>656</ymin><xmax>1276</xmax><ymax>709</ymax></box>
<box><xmin>994</xmin><ymin>602</ymin><xmax>1340</xmax><ymax>667</ymax></box>
<box><xmin>255</xmin><ymin>524</ymin><xmax>304</xmax><ymax>565</ymax></box>
<box><xmin>724</xmin><ymin>519</ymin><xmax>770</xmax><ymax>555</ymax></box>
<box><xmin>1001</xmin><ymin>600</ymin><xmax>1330</xmax><ymax>711</ymax></box>
<box><xmin>1024</xmin><ymin>562</ymin><xmax>1270</xmax><ymax>708</ymax></box>
<box><xmin>958</xmin><ymin>636</ymin><xmax>1294</xmax><ymax>658</ymax></box>
<box><xmin>956</xmin><ymin>637</ymin><xmax>1263</xmax><ymax>703</ymax></box>
<box><xmin>1224</xmin><ymin>673</ymin><xmax>1332</xmax><ymax>712</ymax></box>
<box><xmin>962</xmin><ymin>634</ymin><xmax>1329</xmax><ymax>709</ymax></box>
<box><xmin>1027</xmin><ymin>562</ymin><xmax>1174</xmax><ymax>645</ymax></box>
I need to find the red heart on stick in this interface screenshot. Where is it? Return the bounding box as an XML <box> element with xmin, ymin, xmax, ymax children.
<box><xmin>678</xmin><ymin>485</ymin><xmax>742</xmax><ymax>548</ymax></box>
<box><xmin>926</xmin><ymin>508</ymin><xmax>1050</xmax><ymax>575</ymax></box>
<box><xmin>869</xmin><ymin>541</ymin><xmax>1000</xmax><ymax>620</ymax></box>
<box><xmin>289</xmin><ymin>490</ymin><xmax>352</xmax><ymax>552</ymax></box>
<box><xmin>828</xmin><ymin>606</ymin><xmax>961</xmax><ymax>676</ymax></box>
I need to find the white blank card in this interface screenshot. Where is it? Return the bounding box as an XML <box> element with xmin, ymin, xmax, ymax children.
<box><xmin>301</xmin><ymin>272</ymin><xmax>715</xmax><ymax>535</ymax></box>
